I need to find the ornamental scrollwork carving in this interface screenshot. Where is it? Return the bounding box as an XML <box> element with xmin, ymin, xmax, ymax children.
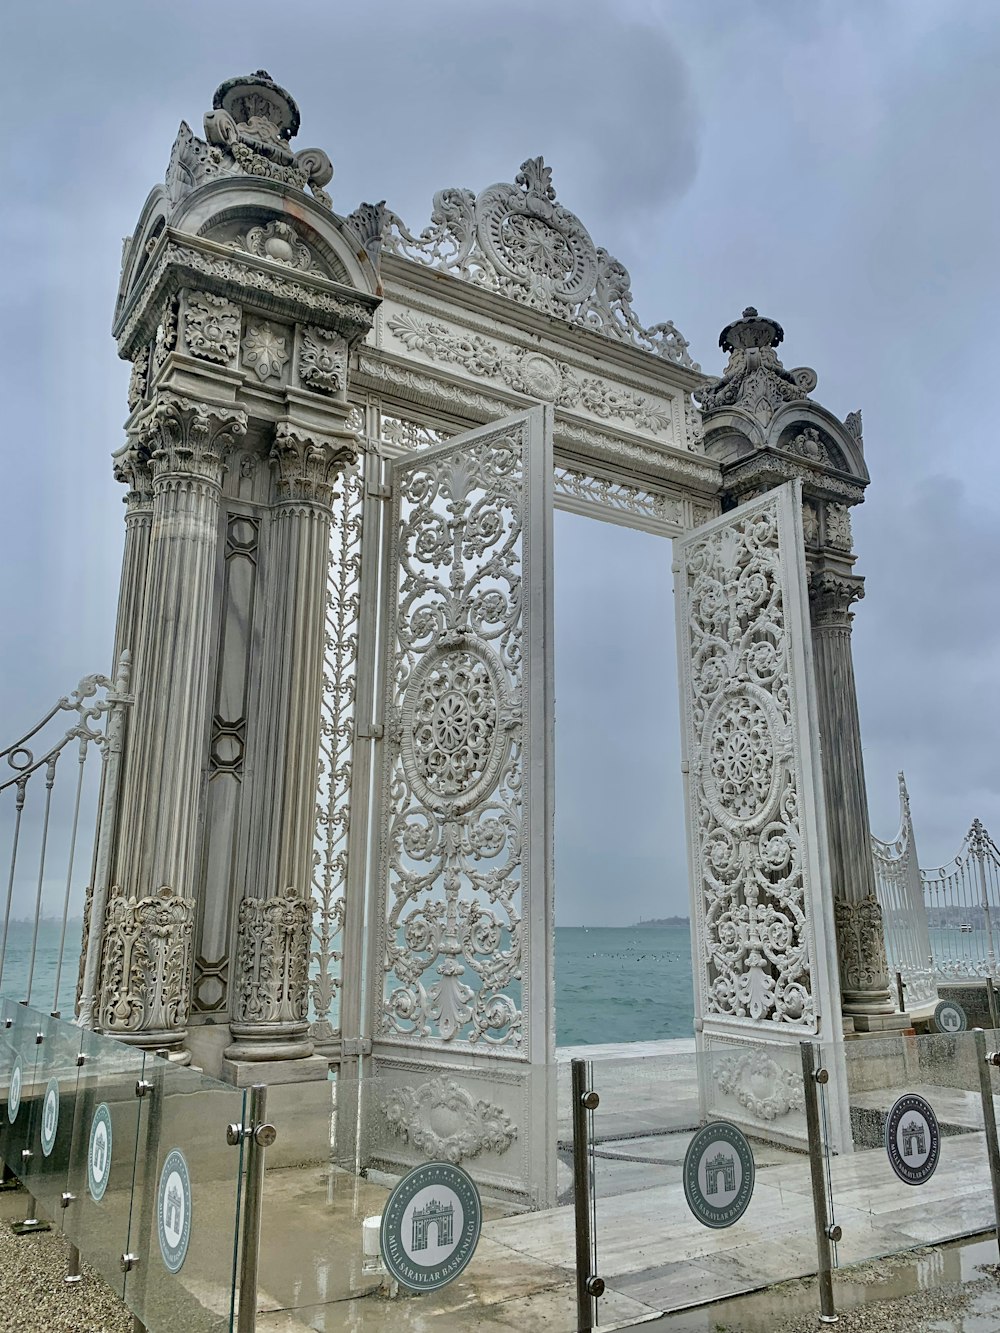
<box><xmin>183</xmin><ymin>291</ymin><xmax>241</xmax><ymax>365</ymax></box>
<box><xmin>233</xmin><ymin>888</ymin><xmax>313</xmax><ymax>1025</ymax></box>
<box><xmin>377</xmin><ymin>423</ymin><xmax>530</xmax><ymax>1048</ymax></box>
<box><xmin>127</xmin><ymin>345</ymin><xmax>150</xmax><ymax>411</ymax></box>
<box><xmin>299</xmin><ymin>327</ymin><xmax>348</xmax><ymax>396</ymax></box>
<box><xmin>367</xmin><ymin>156</ymin><xmax>698</xmax><ymax>367</ymax></box>
<box><xmin>98</xmin><ymin>886</ymin><xmax>194</xmax><ymax>1034</ymax></box>
<box><xmin>678</xmin><ymin>492</ymin><xmax>816</xmax><ymax>1029</ymax></box>
<box><xmin>834</xmin><ymin>896</ymin><xmax>890</xmax><ymax>996</ymax></box>
<box><xmin>713</xmin><ymin>1048</ymin><xmax>805</xmax><ymax>1121</ymax></box>
<box><xmin>381</xmin><ymin>1077</ymin><xmax>517</xmax><ymax>1163</ymax></box>
<box><xmin>387</xmin><ymin>311</ymin><xmax>674</xmax><ymax>435</ymax></box>
<box><xmin>826</xmin><ymin>503</ymin><xmax>853</xmax><ymax>552</ymax></box>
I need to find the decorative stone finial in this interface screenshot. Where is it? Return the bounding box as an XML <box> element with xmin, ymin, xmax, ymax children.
<box><xmin>719</xmin><ymin>307</ymin><xmax>784</xmax><ymax>353</ymax></box>
<box><xmin>696</xmin><ymin>307</ymin><xmax>817</xmax><ymax>423</ymax></box>
<box><xmin>165</xmin><ymin>73</ymin><xmax>333</xmax><ymax>210</ymax></box>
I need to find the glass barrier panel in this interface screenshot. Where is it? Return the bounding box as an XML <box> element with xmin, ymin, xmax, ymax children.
<box><xmin>63</xmin><ymin>1029</ymin><xmax>148</xmax><ymax>1301</ymax></box>
<box><xmin>820</xmin><ymin>1029</ymin><xmax>995</xmax><ymax>1268</ymax></box>
<box><xmin>123</xmin><ymin>1060</ymin><xmax>246</xmax><ymax>1333</ymax></box>
<box><xmin>254</xmin><ymin>1065</ymin><xmax>579</xmax><ymax>1331</ymax></box>
<box><xmin>19</xmin><ymin>1008</ymin><xmax>81</xmax><ymax>1221</ymax></box>
<box><xmin>587</xmin><ymin>1043</ymin><xmax>822</xmax><ymax>1325</ymax></box>
<box><xmin>0</xmin><ymin>1002</ymin><xmax>46</xmax><ymax>1186</ymax></box>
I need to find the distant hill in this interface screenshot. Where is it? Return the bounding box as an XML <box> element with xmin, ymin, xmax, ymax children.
<box><xmin>635</xmin><ymin>916</ymin><xmax>689</xmax><ymax>927</ymax></box>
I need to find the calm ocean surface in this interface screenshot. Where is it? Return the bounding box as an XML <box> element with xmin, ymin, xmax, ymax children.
<box><xmin>0</xmin><ymin>920</ymin><xmax>697</xmax><ymax>1046</ymax></box>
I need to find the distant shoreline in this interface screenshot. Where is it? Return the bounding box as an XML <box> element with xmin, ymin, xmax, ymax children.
<box><xmin>634</xmin><ymin>916</ymin><xmax>689</xmax><ymax>927</ymax></box>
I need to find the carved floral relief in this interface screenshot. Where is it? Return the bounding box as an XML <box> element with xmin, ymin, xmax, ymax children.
<box><xmin>183</xmin><ymin>292</ymin><xmax>241</xmax><ymax>365</ymax></box>
<box><xmin>242</xmin><ymin>320</ymin><xmax>290</xmax><ymax>382</ymax></box>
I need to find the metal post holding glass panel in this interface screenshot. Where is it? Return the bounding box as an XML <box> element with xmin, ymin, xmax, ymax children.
<box><xmin>571</xmin><ymin>1058</ymin><xmax>604</xmax><ymax>1332</ymax></box>
<box><xmin>228</xmin><ymin>1083</ymin><xmax>276</xmax><ymax>1333</ymax></box>
<box><xmin>800</xmin><ymin>1042</ymin><xmax>841</xmax><ymax>1325</ymax></box>
<box><xmin>974</xmin><ymin>1029</ymin><xmax>1000</xmax><ymax>1260</ymax></box>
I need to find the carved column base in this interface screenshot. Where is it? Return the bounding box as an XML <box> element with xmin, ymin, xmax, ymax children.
<box><xmin>97</xmin><ymin>886</ymin><xmax>194</xmax><ymax>1054</ymax></box>
<box><xmin>834</xmin><ymin>895</ymin><xmax>897</xmax><ymax>1018</ymax></box>
<box><xmin>224</xmin><ymin>889</ymin><xmax>314</xmax><ymax>1063</ymax></box>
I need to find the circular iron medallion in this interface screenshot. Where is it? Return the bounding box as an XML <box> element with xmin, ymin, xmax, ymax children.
<box><xmin>683</xmin><ymin>1121</ymin><xmax>756</xmax><ymax>1228</ymax></box>
<box><xmin>380</xmin><ymin>1161</ymin><xmax>482</xmax><ymax>1292</ymax></box>
<box><xmin>885</xmin><ymin>1093</ymin><xmax>940</xmax><ymax>1185</ymax></box>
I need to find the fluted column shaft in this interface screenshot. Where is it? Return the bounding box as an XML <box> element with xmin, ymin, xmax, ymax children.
<box><xmin>103</xmin><ymin>396</ymin><xmax>247</xmax><ymax>1048</ymax></box>
<box><xmin>226</xmin><ymin>421</ymin><xmax>355</xmax><ymax>1061</ymax></box>
<box><xmin>809</xmin><ymin>571</ymin><xmax>893</xmax><ymax>1017</ymax></box>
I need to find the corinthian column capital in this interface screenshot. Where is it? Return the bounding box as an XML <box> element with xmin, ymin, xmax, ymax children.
<box><xmin>144</xmin><ymin>394</ymin><xmax>248</xmax><ymax>484</ymax></box>
<box><xmin>270</xmin><ymin>421</ymin><xmax>357</xmax><ymax>508</ymax></box>
<box><xmin>808</xmin><ymin>569</ymin><xmax>864</xmax><ymax>628</ymax></box>
<box><xmin>112</xmin><ymin>436</ymin><xmax>155</xmax><ymax>514</ymax></box>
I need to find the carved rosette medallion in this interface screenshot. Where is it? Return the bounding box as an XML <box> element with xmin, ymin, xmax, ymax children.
<box><xmin>377</xmin><ymin>425</ymin><xmax>530</xmax><ymax>1048</ymax></box>
<box><xmin>381</xmin><ymin>1076</ymin><xmax>517</xmax><ymax>1163</ymax></box>
<box><xmin>183</xmin><ymin>292</ymin><xmax>241</xmax><ymax>365</ymax></box>
<box><xmin>399</xmin><ymin>644</ymin><xmax>511</xmax><ymax>815</ymax></box>
<box><xmin>233</xmin><ymin>888</ymin><xmax>313</xmax><ymax>1025</ymax></box>
<box><xmin>242</xmin><ymin>320</ymin><xmax>290</xmax><ymax>382</ymax></box>
<box><xmin>98</xmin><ymin>887</ymin><xmax>195</xmax><ymax>1037</ymax></box>
<box><xmin>678</xmin><ymin>496</ymin><xmax>816</xmax><ymax>1030</ymax></box>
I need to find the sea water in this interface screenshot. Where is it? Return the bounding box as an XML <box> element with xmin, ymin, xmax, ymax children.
<box><xmin>554</xmin><ymin>924</ymin><xmax>694</xmax><ymax>1046</ymax></box>
<box><xmin>0</xmin><ymin>920</ymin><xmax>697</xmax><ymax>1047</ymax></box>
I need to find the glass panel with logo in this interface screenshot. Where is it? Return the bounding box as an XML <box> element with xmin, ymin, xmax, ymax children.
<box><xmin>63</xmin><ymin>1026</ymin><xmax>147</xmax><ymax>1301</ymax></box>
<box><xmin>17</xmin><ymin>1008</ymin><xmax>81</xmax><ymax>1222</ymax></box>
<box><xmin>0</xmin><ymin>1000</ymin><xmax>45</xmax><ymax>1185</ymax></box>
<box><xmin>123</xmin><ymin>1061</ymin><xmax>246</xmax><ymax>1333</ymax></box>
<box><xmin>819</xmin><ymin>1028</ymin><xmax>996</xmax><ymax>1267</ymax></box>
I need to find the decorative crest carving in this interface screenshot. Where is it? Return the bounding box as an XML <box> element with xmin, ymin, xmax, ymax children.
<box><xmin>183</xmin><ymin>291</ymin><xmax>241</xmax><ymax>365</ymax></box>
<box><xmin>298</xmin><ymin>327</ymin><xmax>348</xmax><ymax>396</ymax></box>
<box><xmin>239</xmin><ymin>219</ymin><xmax>316</xmax><ymax>272</ymax></box>
<box><xmin>165</xmin><ymin>71</ymin><xmax>333</xmax><ymax>209</ymax></box>
<box><xmin>697</xmin><ymin>307</ymin><xmax>818</xmax><ymax>422</ymax></box>
<box><xmin>364</xmin><ymin>157</ymin><xmax>698</xmax><ymax>367</ymax></box>
<box><xmin>381</xmin><ymin>1077</ymin><xmax>517</xmax><ymax>1163</ymax></box>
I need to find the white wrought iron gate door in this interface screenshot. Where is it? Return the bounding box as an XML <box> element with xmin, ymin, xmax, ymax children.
<box><xmin>364</xmin><ymin>406</ymin><xmax>555</xmax><ymax>1206</ymax></box>
<box><xmin>674</xmin><ymin>480</ymin><xmax>848</xmax><ymax>1149</ymax></box>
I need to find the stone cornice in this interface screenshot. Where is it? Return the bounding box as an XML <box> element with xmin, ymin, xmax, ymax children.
<box><xmin>722</xmin><ymin>451</ymin><xmax>866</xmax><ymax>507</ymax></box>
<box><xmin>115</xmin><ymin>229</ymin><xmax>380</xmax><ymax>360</ymax></box>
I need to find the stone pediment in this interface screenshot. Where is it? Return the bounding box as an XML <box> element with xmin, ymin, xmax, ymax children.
<box><xmin>348</xmin><ymin>156</ymin><xmax>699</xmax><ymax>370</ymax></box>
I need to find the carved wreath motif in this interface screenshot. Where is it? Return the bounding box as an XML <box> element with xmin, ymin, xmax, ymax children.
<box><xmin>378</xmin><ymin>427</ymin><xmax>527</xmax><ymax>1048</ymax></box>
<box><xmin>381</xmin><ymin>1076</ymin><xmax>517</xmax><ymax>1163</ymax></box>
<box><xmin>680</xmin><ymin>498</ymin><xmax>815</xmax><ymax>1028</ymax></box>
<box><xmin>183</xmin><ymin>292</ymin><xmax>241</xmax><ymax>365</ymax></box>
<box><xmin>713</xmin><ymin>1048</ymin><xmax>805</xmax><ymax>1121</ymax></box>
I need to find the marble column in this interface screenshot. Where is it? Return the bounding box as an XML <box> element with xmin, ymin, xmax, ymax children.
<box><xmin>225</xmin><ymin>420</ymin><xmax>357</xmax><ymax>1063</ymax></box>
<box><xmin>809</xmin><ymin>568</ymin><xmax>897</xmax><ymax>1026</ymax></box>
<box><xmin>98</xmin><ymin>394</ymin><xmax>247</xmax><ymax>1051</ymax></box>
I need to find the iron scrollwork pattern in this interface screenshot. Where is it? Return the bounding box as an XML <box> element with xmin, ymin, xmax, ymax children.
<box><xmin>377</xmin><ymin>424</ymin><xmax>528</xmax><ymax>1048</ymax></box>
<box><xmin>679</xmin><ymin>491</ymin><xmax>816</xmax><ymax>1031</ymax></box>
<box><xmin>311</xmin><ymin>460</ymin><xmax>364</xmax><ymax>1040</ymax></box>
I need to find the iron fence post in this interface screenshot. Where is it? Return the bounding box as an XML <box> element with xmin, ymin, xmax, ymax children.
<box><xmin>973</xmin><ymin>1029</ymin><xmax>1000</xmax><ymax>1261</ymax></box>
<box><xmin>800</xmin><ymin>1041</ymin><xmax>839</xmax><ymax>1324</ymax></box>
<box><xmin>571</xmin><ymin>1058</ymin><xmax>604</xmax><ymax>1331</ymax></box>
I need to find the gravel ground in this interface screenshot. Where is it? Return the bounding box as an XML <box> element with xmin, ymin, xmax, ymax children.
<box><xmin>0</xmin><ymin>1192</ymin><xmax>131</xmax><ymax>1333</ymax></box>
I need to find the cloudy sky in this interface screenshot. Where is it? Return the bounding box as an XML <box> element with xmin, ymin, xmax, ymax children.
<box><xmin>1</xmin><ymin>1</ymin><xmax>997</xmax><ymax>927</ymax></box>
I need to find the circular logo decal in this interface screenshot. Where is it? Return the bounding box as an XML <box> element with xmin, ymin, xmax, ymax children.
<box><xmin>683</xmin><ymin>1121</ymin><xmax>756</xmax><ymax>1228</ymax></box>
<box><xmin>380</xmin><ymin>1162</ymin><xmax>482</xmax><ymax>1292</ymax></box>
<box><xmin>933</xmin><ymin>1000</ymin><xmax>967</xmax><ymax>1033</ymax></box>
<box><xmin>885</xmin><ymin>1094</ymin><xmax>941</xmax><ymax>1185</ymax></box>
<box><xmin>157</xmin><ymin>1149</ymin><xmax>192</xmax><ymax>1273</ymax></box>
<box><xmin>88</xmin><ymin>1104</ymin><xmax>113</xmax><ymax>1202</ymax></box>
<box><xmin>40</xmin><ymin>1078</ymin><xmax>59</xmax><ymax>1157</ymax></box>
<box><xmin>7</xmin><ymin>1057</ymin><xmax>22</xmax><ymax>1123</ymax></box>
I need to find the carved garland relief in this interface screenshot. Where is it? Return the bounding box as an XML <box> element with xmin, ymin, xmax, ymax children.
<box><xmin>377</xmin><ymin>425</ymin><xmax>529</xmax><ymax>1049</ymax></box>
<box><xmin>678</xmin><ymin>492</ymin><xmax>816</xmax><ymax>1031</ymax></box>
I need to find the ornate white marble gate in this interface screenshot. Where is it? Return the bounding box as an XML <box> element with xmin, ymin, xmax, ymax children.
<box><xmin>96</xmin><ymin>72</ymin><xmax>891</xmax><ymax>1194</ymax></box>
